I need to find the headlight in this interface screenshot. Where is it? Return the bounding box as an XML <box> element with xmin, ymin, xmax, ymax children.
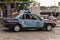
<box><xmin>7</xmin><ymin>19</ymin><xmax>18</xmax><ymax>23</ymax></box>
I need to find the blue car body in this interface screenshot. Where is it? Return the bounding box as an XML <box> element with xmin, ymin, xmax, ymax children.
<box><xmin>3</xmin><ymin>12</ymin><xmax>56</xmax><ymax>32</ymax></box>
<box><xmin>15</xmin><ymin>13</ymin><xmax>44</xmax><ymax>28</ymax></box>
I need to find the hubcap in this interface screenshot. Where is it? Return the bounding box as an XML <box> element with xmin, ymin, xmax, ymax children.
<box><xmin>47</xmin><ymin>25</ymin><xmax>52</xmax><ymax>31</ymax></box>
<box><xmin>14</xmin><ymin>26</ymin><xmax>20</xmax><ymax>32</ymax></box>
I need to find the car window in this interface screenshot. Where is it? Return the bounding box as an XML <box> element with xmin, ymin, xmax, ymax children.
<box><xmin>30</xmin><ymin>14</ymin><xmax>41</xmax><ymax>20</ymax></box>
<box><xmin>20</xmin><ymin>14</ymin><xmax>31</xmax><ymax>19</ymax></box>
<box><xmin>25</xmin><ymin>14</ymin><xmax>31</xmax><ymax>19</ymax></box>
<box><xmin>29</xmin><ymin>14</ymin><xmax>38</xmax><ymax>20</ymax></box>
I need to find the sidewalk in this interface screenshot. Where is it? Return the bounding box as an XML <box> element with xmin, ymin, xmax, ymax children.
<box><xmin>56</xmin><ymin>24</ymin><xmax>60</xmax><ymax>27</ymax></box>
<box><xmin>56</xmin><ymin>20</ymin><xmax>60</xmax><ymax>27</ymax></box>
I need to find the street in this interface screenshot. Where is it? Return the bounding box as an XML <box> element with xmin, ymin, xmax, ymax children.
<box><xmin>0</xmin><ymin>27</ymin><xmax>60</xmax><ymax>40</ymax></box>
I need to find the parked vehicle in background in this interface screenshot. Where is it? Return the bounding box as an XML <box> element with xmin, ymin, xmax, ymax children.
<box><xmin>3</xmin><ymin>12</ymin><xmax>56</xmax><ymax>32</ymax></box>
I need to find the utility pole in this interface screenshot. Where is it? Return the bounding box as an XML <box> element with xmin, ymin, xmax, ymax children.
<box><xmin>54</xmin><ymin>0</ymin><xmax>56</xmax><ymax>12</ymax></box>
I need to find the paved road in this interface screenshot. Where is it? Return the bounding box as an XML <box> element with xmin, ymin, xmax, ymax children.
<box><xmin>0</xmin><ymin>27</ymin><xmax>60</xmax><ymax>40</ymax></box>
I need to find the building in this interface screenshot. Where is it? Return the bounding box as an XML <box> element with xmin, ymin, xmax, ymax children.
<box><xmin>40</xmin><ymin>7</ymin><xmax>60</xmax><ymax>17</ymax></box>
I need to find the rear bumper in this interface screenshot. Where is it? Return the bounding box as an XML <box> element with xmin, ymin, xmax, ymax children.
<box><xmin>52</xmin><ymin>24</ymin><xmax>56</xmax><ymax>28</ymax></box>
<box><xmin>44</xmin><ymin>23</ymin><xmax>56</xmax><ymax>28</ymax></box>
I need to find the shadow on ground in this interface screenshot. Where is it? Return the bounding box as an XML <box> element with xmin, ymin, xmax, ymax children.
<box><xmin>2</xmin><ymin>28</ymin><xmax>52</xmax><ymax>33</ymax></box>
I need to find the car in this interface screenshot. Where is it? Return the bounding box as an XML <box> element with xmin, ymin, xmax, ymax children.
<box><xmin>3</xmin><ymin>12</ymin><xmax>56</xmax><ymax>32</ymax></box>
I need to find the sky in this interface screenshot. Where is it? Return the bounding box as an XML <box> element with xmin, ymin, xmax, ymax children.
<box><xmin>36</xmin><ymin>0</ymin><xmax>60</xmax><ymax>6</ymax></box>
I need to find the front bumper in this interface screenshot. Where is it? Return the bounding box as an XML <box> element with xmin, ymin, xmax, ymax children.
<box><xmin>3</xmin><ymin>23</ymin><xmax>14</xmax><ymax>28</ymax></box>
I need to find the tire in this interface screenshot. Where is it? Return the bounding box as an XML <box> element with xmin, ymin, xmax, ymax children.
<box><xmin>13</xmin><ymin>25</ymin><xmax>21</xmax><ymax>32</ymax></box>
<box><xmin>46</xmin><ymin>25</ymin><xmax>52</xmax><ymax>31</ymax></box>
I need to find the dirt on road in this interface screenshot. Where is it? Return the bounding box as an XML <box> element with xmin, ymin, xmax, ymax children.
<box><xmin>0</xmin><ymin>27</ymin><xmax>60</xmax><ymax>40</ymax></box>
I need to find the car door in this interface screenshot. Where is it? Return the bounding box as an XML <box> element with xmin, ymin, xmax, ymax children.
<box><xmin>30</xmin><ymin>14</ymin><xmax>40</xmax><ymax>27</ymax></box>
<box><xmin>30</xmin><ymin>14</ymin><xmax>44</xmax><ymax>27</ymax></box>
<box><xmin>19</xmin><ymin>14</ymin><xmax>32</xmax><ymax>27</ymax></box>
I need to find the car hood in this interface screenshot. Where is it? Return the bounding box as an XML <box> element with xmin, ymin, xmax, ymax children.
<box><xmin>3</xmin><ymin>17</ymin><xmax>18</xmax><ymax>22</ymax></box>
<box><xmin>3</xmin><ymin>17</ymin><xmax>17</xmax><ymax>20</ymax></box>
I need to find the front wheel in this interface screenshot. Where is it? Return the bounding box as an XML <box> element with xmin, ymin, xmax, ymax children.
<box><xmin>46</xmin><ymin>25</ymin><xmax>52</xmax><ymax>31</ymax></box>
<box><xmin>13</xmin><ymin>25</ymin><xmax>21</xmax><ymax>32</ymax></box>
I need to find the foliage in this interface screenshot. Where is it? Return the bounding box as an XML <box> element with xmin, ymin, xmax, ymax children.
<box><xmin>0</xmin><ymin>0</ymin><xmax>4</xmax><ymax>1</ymax></box>
<box><xmin>0</xmin><ymin>0</ymin><xmax>30</xmax><ymax>2</ymax></box>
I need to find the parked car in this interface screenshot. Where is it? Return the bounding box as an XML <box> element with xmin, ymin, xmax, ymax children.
<box><xmin>3</xmin><ymin>12</ymin><xmax>56</xmax><ymax>32</ymax></box>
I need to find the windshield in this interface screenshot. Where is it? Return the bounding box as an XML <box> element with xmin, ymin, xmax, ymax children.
<box><xmin>15</xmin><ymin>13</ymin><xmax>23</xmax><ymax>19</ymax></box>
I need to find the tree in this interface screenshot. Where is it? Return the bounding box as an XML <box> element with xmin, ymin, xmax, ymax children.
<box><xmin>3</xmin><ymin>0</ymin><xmax>31</xmax><ymax>2</ymax></box>
<box><xmin>0</xmin><ymin>0</ymin><xmax>4</xmax><ymax>1</ymax></box>
<box><xmin>0</xmin><ymin>0</ymin><xmax>34</xmax><ymax>11</ymax></box>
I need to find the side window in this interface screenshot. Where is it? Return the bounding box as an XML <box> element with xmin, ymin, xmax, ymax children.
<box><xmin>20</xmin><ymin>14</ymin><xmax>31</xmax><ymax>19</ymax></box>
<box><xmin>22</xmin><ymin>14</ymin><xmax>26</xmax><ymax>19</ymax></box>
<box><xmin>25</xmin><ymin>14</ymin><xmax>31</xmax><ymax>19</ymax></box>
<box><xmin>30</xmin><ymin>14</ymin><xmax>37</xmax><ymax>20</ymax></box>
<box><xmin>30</xmin><ymin>14</ymin><xmax>41</xmax><ymax>20</ymax></box>
<box><xmin>20</xmin><ymin>14</ymin><xmax>26</xmax><ymax>19</ymax></box>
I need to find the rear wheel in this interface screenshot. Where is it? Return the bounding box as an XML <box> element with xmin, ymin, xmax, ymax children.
<box><xmin>46</xmin><ymin>25</ymin><xmax>52</xmax><ymax>31</ymax></box>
